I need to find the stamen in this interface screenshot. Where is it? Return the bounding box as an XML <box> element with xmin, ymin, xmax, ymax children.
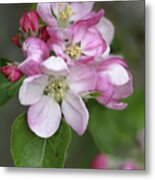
<box><xmin>44</xmin><ymin>78</ymin><xmax>68</xmax><ymax>102</ymax></box>
<box><xmin>65</xmin><ymin>44</ymin><xmax>81</xmax><ymax>60</ymax></box>
<box><xmin>58</xmin><ymin>3</ymin><xmax>74</xmax><ymax>28</ymax></box>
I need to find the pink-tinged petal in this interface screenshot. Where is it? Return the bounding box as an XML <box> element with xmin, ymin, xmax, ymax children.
<box><xmin>47</xmin><ymin>29</ymin><xmax>65</xmax><ymax>56</ymax></box>
<box><xmin>97</xmin><ymin>57</ymin><xmax>128</xmax><ymax>70</ymax></box>
<box><xmin>96</xmin><ymin>17</ymin><xmax>115</xmax><ymax>45</ymax></box>
<box><xmin>67</xmin><ymin>64</ymin><xmax>97</xmax><ymax>94</ymax></box>
<box><xmin>96</xmin><ymin>75</ymin><xmax>114</xmax><ymax>105</ymax></box>
<box><xmin>19</xmin><ymin>75</ymin><xmax>48</xmax><ymax>106</ymax></box>
<box><xmin>113</xmin><ymin>72</ymin><xmax>133</xmax><ymax>99</ymax></box>
<box><xmin>23</xmin><ymin>37</ymin><xmax>50</xmax><ymax>60</ymax></box>
<box><xmin>99</xmin><ymin>63</ymin><xmax>130</xmax><ymax>86</ymax></box>
<box><xmin>75</xmin><ymin>9</ymin><xmax>104</xmax><ymax>28</ymax></box>
<box><xmin>70</xmin><ymin>2</ymin><xmax>95</xmax><ymax>22</ymax></box>
<box><xmin>105</xmin><ymin>99</ymin><xmax>128</xmax><ymax>110</ymax></box>
<box><xmin>41</xmin><ymin>56</ymin><xmax>69</xmax><ymax>76</ymax></box>
<box><xmin>28</xmin><ymin>96</ymin><xmax>61</xmax><ymax>138</ymax></box>
<box><xmin>96</xmin><ymin>46</ymin><xmax>110</xmax><ymax>62</ymax></box>
<box><xmin>18</xmin><ymin>57</ymin><xmax>42</xmax><ymax>76</ymax></box>
<box><xmin>71</xmin><ymin>23</ymin><xmax>87</xmax><ymax>44</ymax></box>
<box><xmin>37</xmin><ymin>3</ymin><xmax>57</xmax><ymax>27</ymax></box>
<box><xmin>62</xmin><ymin>91</ymin><xmax>89</xmax><ymax>135</ymax></box>
<box><xmin>81</xmin><ymin>27</ymin><xmax>107</xmax><ymax>57</ymax></box>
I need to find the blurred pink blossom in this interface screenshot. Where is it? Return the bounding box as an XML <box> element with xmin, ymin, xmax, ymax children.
<box><xmin>91</xmin><ymin>154</ymin><xmax>108</xmax><ymax>169</ymax></box>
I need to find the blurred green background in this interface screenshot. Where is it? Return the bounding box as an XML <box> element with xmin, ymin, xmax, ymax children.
<box><xmin>0</xmin><ymin>1</ymin><xmax>145</xmax><ymax>169</ymax></box>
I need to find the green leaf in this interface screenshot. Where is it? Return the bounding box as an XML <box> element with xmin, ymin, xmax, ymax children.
<box><xmin>11</xmin><ymin>113</ymin><xmax>71</xmax><ymax>168</ymax></box>
<box><xmin>30</xmin><ymin>3</ymin><xmax>37</xmax><ymax>11</ymax></box>
<box><xmin>111</xmin><ymin>35</ymin><xmax>122</xmax><ymax>54</ymax></box>
<box><xmin>87</xmin><ymin>91</ymin><xmax>144</xmax><ymax>156</ymax></box>
<box><xmin>0</xmin><ymin>57</ymin><xmax>24</xmax><ymax>107</ymax></box>
<box><xmin>0</xmin><ymin>75</ymin><xmax>24</xmax><ymax>107</ymax></box>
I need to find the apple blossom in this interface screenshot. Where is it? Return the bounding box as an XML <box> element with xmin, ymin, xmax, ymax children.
<box><xmin>48</xmin><ymin>25</ymin><xmax>107</xmax><ymax>64</ymax></box>
<box><xmin>19</xmin><ymin>56</ymin><xmax>97</xmax><ymax>138</ymax></box>
<box><xmin>37</xmin><ymin>2</ymin><xmax>95</xmax><ymax>29</ymax></box>
<box><xmin>95</xmin><ymin>56</ymin><xmax>133</xmax><ymax>110</ymax></box>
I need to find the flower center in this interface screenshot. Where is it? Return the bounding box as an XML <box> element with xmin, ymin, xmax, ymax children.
<box><xmin>58</xmin><ymin>3</ymin><xmax>74</xmax><ymax>28</ymax></box>
<box><xmin>65</xmin><ymin>44</ymin><xmax>81</xmax><ymax>60</ymax></box>
<box><xmin>44</xmin><ymin>78</ymin><xmax>68</xmax><ymax>102</ymax></box>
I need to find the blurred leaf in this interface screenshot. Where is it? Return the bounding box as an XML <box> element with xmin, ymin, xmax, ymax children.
<box><xmin>0</xmin><ymin>57</ymin><xmax>12</xmax><ymax>66</ymax></box>
<box><xmin>11</xmin><ymin>113</ymin><xmax>71</xmax><ymax>168</ymax></box>
<box><xmin>30</xmin><ymin>3</ymin><xmax>37</xmax><ymax>11</ymax></box>
<box><xmin>87</xmin><ymin>91</ymin><xmax>144</xmax><ymax>156</ymax></box>
<box><xmin>111</xmin><ymin>35</ymin><xmax>122</xmax><ymax>54</ymax></box>
<box><xmin>0</xmin><ymin>75</ymin><xmax>24</xmax><ymax>107</ymax></box>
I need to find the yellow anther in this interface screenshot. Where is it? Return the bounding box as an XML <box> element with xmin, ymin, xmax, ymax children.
<box><xmin>44</xmin><ymin>78</ymin><xmax>68</xmax><ymax>102</ymax></box>
<box><xmin>58</xmin><ymin>4</ymin><xmax>73</xmax><ymax>21</ymax></box>
<box><xmin>65</xmin><ymin>44</ymin><xmax>81</xmax><ymax>60</ymax></box>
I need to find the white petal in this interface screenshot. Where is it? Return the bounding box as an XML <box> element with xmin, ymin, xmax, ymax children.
<box><xmin>67</xmin><ymin>64</ymin><xmax>97</xmax><ymax>94</ymax></box>
<box><xmin>28</xmin><ymin>96</ymin><xmax>61</xmax><ymax>138</ymax></box>
<box><xmin>41</xmin><ymin>56</ymin><xmax>69</xmax><ymax>76</ymax></box>
<box><xmin>19</xmin><ymin>75</ymin><xmax>48</xmax><ymax>106</ymax></box>
<box><xmin>101</xmin><ymin>63</ymin><xmax>129</xmax><ymax>86</ymax></box>
<box><xmin>62</xmin><ymin>91</ymin><xmax>89</xmax><ymax>135</ymax></box>
<box><xmin>96</xmin><ymin>17</ymin><xmax>115</xmax><ymax>45</ymax></box>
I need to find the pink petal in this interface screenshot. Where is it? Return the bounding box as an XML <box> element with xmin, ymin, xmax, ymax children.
<box><xmin>22</xmin><ymin>37</ymin><xmax>50</xmax><ymax>60</ymax></box>
<box><xmin>28</xmin><ymin>95</ymin><xmax>61</xmax><ymax>138</ymax></box>
<box><xmin>105</xmin><ymin>99</ymin><xmax>128</xmax><ymax>110</ymax></box>
<box><xmin>96</xmin><ymin>17</ymin><xmax>115</xmax><ymax>45</ymax></box>
<box><xmin>41</xmin><ymin>56</ymin><xmax>69</xmax><ymax>76</ymax></box>
<box><xmin>75</xmin><ymin>9</ymin><xmax>104</xmax><ymax>28</ymax></box>
<box><xmin>96</xmin><ymin>75</ymin><xmax>114</xmax><ymax>105</ymax></box>
<box><xmin>19</xmin><ymin>75</ymin><xmax>48</xmax><ymax>105</ymax></box>
<box><xmin>99</xmin><ymin>63</ymin><xmax>130</xmax><ymax>86</ymax></box>
<box><xmin>67</xmin><ymin>64</ymin><xmax>97</xmax><ymax>94</ymax></box>
<box><xmin>62</xmin><ymin>91</ymin><xmax>88</xmax><ymax>135</ymax></box>
<box><xmin>113</xmin><ymin>72</ymin><xmax>133</xmax><ymax>99</ymax></box>
<box><xmin>70</xmin><ymin>2</ymin><xmax>95</xmax><ymax>22</ymax></box>
<box><xmin>97</xmin><ymin>57</ymin><xmax>128</xmax><ymax>69</ymax></box>
<box><xmin>47</xmin><ymin>29</ymin><xmax>65</xmax><ymax>56</ymax></box>
<box><xmin>81</xmin><ymin>27</ymin><xmax>107</xmax><ymax>56</ymax></box>
<box><xmin>18</xmin><ymin>57</ymin><xmax>42</xmax><ymax>76</ymax></box>
<box><xmin>72</xmin><ymin>23</ymin><xmax>87</xmax><ymax>44</ymax></box>
<box><xmin>37</xmin><ymin>3</ymin><xmax>57</xmax><ymax>27</ymax></box>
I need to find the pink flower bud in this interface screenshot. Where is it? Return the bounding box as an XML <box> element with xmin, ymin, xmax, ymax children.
<box><xmin>91</xmin><ymin>154</ymin><xmax>108</xmax><ymax>169</ymax></box>
<box><xmin>1</xmin><ymin>64</ymin><xmax>22</xmax><ymax>82</ymax></box>
<box><xmin>19</xmin><ymin>11</ymin><xmax>39</xmax><ymax>33</ymax></box>
<box><xmin>11</xmin><ymin>34</ymin><xmax>21</xmax><ymax>47</ymax></box>
<box><xmin>120</xmin><ymin>162</ymin><xmax>138</xmax><ymax>170</ymax></box>
<box><xmin>39</xmin><ymin>26</ymin><xmax>50</xmax><ymax>42</ymax></box>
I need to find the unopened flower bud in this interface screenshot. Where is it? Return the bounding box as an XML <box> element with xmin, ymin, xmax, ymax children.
<box><xmin>1</xmin><ymin>64</ymin><xmax>22</xmax><ymax>82</ymax></box>
<box><xmin>91</xmin><ymin>154</ymin><xmax>108</xmax><ymax>169</ymax></box>
<box><xmin>11</xmin><ymin>34</ymin><xmax>21</xmax><ymax>47</ymax></box>
<box><xmin>19</xmin><ymin>11</ymin><xmax>39</xmax><ymax>34</ymax></box>
<box><xmin>39</xmin><ymin>26</ymin><xmax>50</xmax><ymax>42</ymax></box>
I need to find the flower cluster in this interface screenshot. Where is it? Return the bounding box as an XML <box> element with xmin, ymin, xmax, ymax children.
<box><xmin>2</xmin><ymin>2</ymin><xmax>133</xmax><ymax>138</ymax></box>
